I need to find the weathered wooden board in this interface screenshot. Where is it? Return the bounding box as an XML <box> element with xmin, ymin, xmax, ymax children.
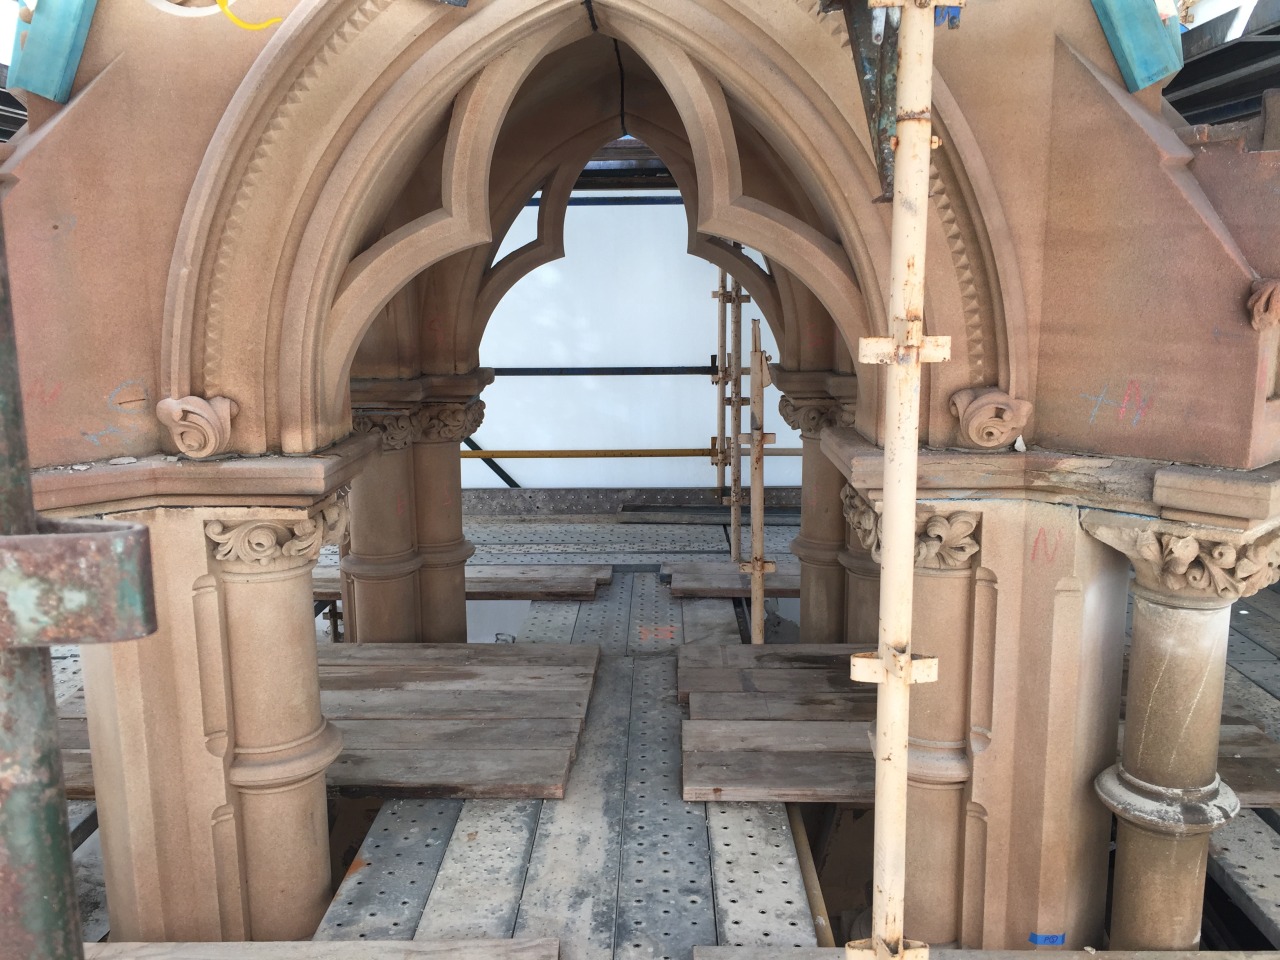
<box><xmin>321</xmin><ymin>690</ymin><xmax>591</xmax><ymax>721</ymax></box>
<box><xmin>666</xmin><ymin>567</ymin><xmax>801</xmax><ymax>599</ymax></box>
<box><xmin>678</xmin><ymin>668</ymin><xmax>854</xmax><ymax>703</ymax></box>
<box><xmin>682</xmin><ymin>752</ymin><xmax>875</xmax><ymax>804</ymax></box>
<box><xmin>315</xmin><ymin>565</ymin><xmax>612</xmax><ymax>601</ymax></box>
<box><xmin>317</xmin><ymin>664</ymin><xmax>596</xmax><ymax>693</ymax></box>
<box><xmin>683</xmin><ymin>721</ymin><xmax>870</xmax><ymax>755</ymax></box>
<box><xmin>330</xmin><ymin>749</ymin><xmax>573</xmax><ymax>800</ymax></box>
<box><xmin>330</xmin><ymin>718</ymin><xmax>583</xmax><ymax>752</ymax></box>
<box><xmin>87</xmin><ymin>941</ymin><xmax>561</xmax><ymax>959</ymax></box>
<box><xmin>677</xmin><ymin>645</ymin><xmax>869</xmax><ymax>670</ymax></box>
<box><xmin>687</xmin><ymin>692</ymin><xmax>875</xmax><ymax>723</ymax></box>
<box><xmin>315</xmin><ymin>643</ymin><xmax>598</xmax><ymax>668</ymax></box>
<box><xmin>680</xmin><ymin>598</ymin><xmax>743</xmax><ymax>646</ymax></box>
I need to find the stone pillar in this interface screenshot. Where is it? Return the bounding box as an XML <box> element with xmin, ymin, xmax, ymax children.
<box><xmin>1082</xmin><ymin>516</ymin><xmax>1278</xmax><ymax>950</ymax></box>
<box><xmin>346</xmin><ymin>411</ymin><xmax>420</xmax><ymax>642</ymax></box>
<box><xmin>205</xmin><ymin>496</ymin><xmax>348</xmax><ymax>940</ymax></box>
<box><xmin>412</xmin><ymin>399</ymin><xmax>484</xmax><ymax>643</ymax></box>
<box><xmin>842</xmin><ymin>485</ymin><xmax>981</xmax><ymax>944</ymax></box>
<box><xmin>774</xmin><ymin>368</ymin><xmax>857</xmax><ymax>644</ymax></box>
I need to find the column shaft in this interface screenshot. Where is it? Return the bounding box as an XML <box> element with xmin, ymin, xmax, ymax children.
<box><xmin>792</xmin><ymin>437</ymin><xmax>847</xmax><ymax>644</ymax></box>
<box><xmin>414</xmin><ymin>438</ymin><xmax>472</xmax><ymax>643</ymax></box>
<box><xmin>347</xmin><ymin>427</ymin><xmax>420</xmax><ymax>642</ymax></box>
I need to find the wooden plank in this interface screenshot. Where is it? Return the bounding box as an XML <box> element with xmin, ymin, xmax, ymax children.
<box><xmin>677</xmin><ymin>667</ymin><xmax>854</xmax><ymax>703</ymax></box>
<box><xmin>688</xmin><ymin>692</ymin><xmax>875</xmax><ymax>722</ymax></box>
<box><xmin>682</xmin><ymin>752</ymin><xmax>875</xmax><ymax>804</ymax></box>
<box><xmin>1209</xmin><ymin>808</ymin><xmax>1280</xmax><ymax>947</ymax></box>
<box><xmin>680</xmin><ymin>598</ymin><xmax>743</xmax><ymax>646</ymax></box>
<box><xmin>75</xmin><ymin>829</ymin><xmax>109</xmax><ymax>943</ymax></box>
<box><xmin>316</xmin><ymin>565</ymin><xmax>609</xmax><ymax>602</ymax></box>
<box><xmin>329</xmin><ymin>749</ymin><xmax>572</xmax><ymax>800</ymax></box>
<box><xmin>88</xmin><ymin>941</ymin><xmax>561</xmax><ymax>959</ymax></box>
<box><xmin>677</xmin><ymin>645</ymin><xmax>869</xmax><ymax>670</ymax></box>
<box><xmin>314</xmin><ymin>799</ymin><xmax>463</xmax><ymax>940</ymax></box>
<box><xmin>514</xmin><ymin>657</ymin><xmax>634</xmax><ymax>960</ymax></box>
<box><xmin>614</xmin><ymin>655</ymin><xmax>717</xmax><ymax>960</ymax></box>
<box><xmin>683</xmin><ymin>721</ymin><xmax>870</xmax><ymax>755</ymax></box>
<box><xmin>331</xmin><ymin>718</ymin><xmax>583</xmax><ymax>752</ymax></box>
<box><xmin>414</xmin><ymin>799</ymin><xmax>543</xmax><ymax>940</ymax></box>
<box><xmin>321</xmin><ymin>690</ymin><xmax>590</xmax><ymax>721</ymax></box>
<box><xmin>317</xmin><ymin>663</ymin><xmax>595</xmax><ymax>694</ymax></box>
<box><xmin>67</xmin><ymin>799</ymin><xmax>98</xmax><ymax>849</ymax></box>
<box><xmin>706</xmin><ymin>802</ymin><xmax>817</xmax><ymax>948</ymax></box>
<box><xmin>669</xmin><ymin>570</ymin><xmax>801</xmax><ymax>599</ymax></box>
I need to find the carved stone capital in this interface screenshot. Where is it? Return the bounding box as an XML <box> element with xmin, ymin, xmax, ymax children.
<box><xmin>207</xmin><ymin>497</ymin><xmax>350</xmax><ymax>572</ymax></box>
<box><xmin>353</xmin><ymin>411</ymin><xmax>414</xmax><ymax>451</ymax></box>
<box><xmin>949</xmin><ymin>388</ymin><xmax>1032</xmax><ymax>449</ymax></box>
<box><xmin>778</xmin><ymin>395</ymin><xmax>854</xmax><ymax>439</ymax></box>
<box><xmin>1083</xmin><ymin>515</ymin><xmax>1280</xmax><ymax>605</ymax></box>
<box><xmin>841</xmin><ymin>485</ymin><xmax>980</xmax><ymax>570</ymax></box>
<box><xmin>1249</xmin><ymin>278</ymin><xmax>1280</xmax><ymax>332</ymax></box>
<box><xmin>156</xmin><ymin>395</ymin><xmax>238</xmax><ymax>459</ymax></box>
<box><xmin>413</xmin><ymin>400</ymin><xmax>485</xmax><ymax>443</ymax></box>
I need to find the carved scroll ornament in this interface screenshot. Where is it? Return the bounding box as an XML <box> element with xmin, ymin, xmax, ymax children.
<box><xmin>949</xmin><ymin>388</ymin><xmax>1032</xmax><ymax>449</ymax></box>
<box><xmin>778</xmin><ymin>396</ymin><xmax>855</xmax><ymax>439</ymax></box>
<box><xmin>1086</xmin><ymin>521</ymin><xmax>1280</xmax><ymax>603</ymax></box>
<box><xmin>206</xmin><ymin>498</ymin><xmax>350</xmax><ymax>570</ymax></box>
<box><xmin>353</xmin><ymin>412</ymin><xmax>415</xmax><ymax>451</ymax></box>
<box><xmin>841</xmin><ymin>485</ymin><xmax>980</xmax><ymax>569</ymax></box>
<box><xmin>156</xmin><ymin>395</ymin><xmax>238</xmax><ymax>459</ymax></box>
<box><xmin>413</xmin><ymin>400</ymin><xmax>486</xmax><ymax>443</ymax></box>
<box><xmin>1249</xmin><ymin>278</ymin><xmax>1280</xmax><ymax>332</ymax></box>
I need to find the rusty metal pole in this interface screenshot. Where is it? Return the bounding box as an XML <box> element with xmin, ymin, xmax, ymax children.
<box><xmin>741</xmin><ymin>320</ymin><xmax>776</xmax><ymax>644</ymax></box>
<box><xmin>848</xmin><ymin>2</ymin><xmax>952</xmax><ymax>960</ymax></box>
<box><xmin>0</xmin><ymin>199</ymin><xmax>156</xmax><ymax>959</ymax></box>
<box><xmin>713</xmin><ymin>269</ymin><xmax>729</xmax><ymax>495</ymax></box>
<box><xmin>0</xmin><ymin>211</ymin><xmax>82</xmax><ymax>960</ymax></box>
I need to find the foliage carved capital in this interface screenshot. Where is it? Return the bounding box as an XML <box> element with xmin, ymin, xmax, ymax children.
<box><xmin>1084</xmin><ymin>518</ymin><xmax>1280</xmax><ymax>604</ymax></box>
<box><xmin>841</xmin><ymin>486</ymin><xmax>980</xmax><ymax>570</ymax></box>
<box><xmin>778</xmin><ymin>395</ymin><xmax>854</xmax><ymax>439</ymax></box>
<box><xmin>949</xmin><ymin>388</ymin><xmax>1032</xmax><ymax>449</ymax></box>
<box><xmin>353</xmin><ymin>412</ymin><xmax>415</xmax><ymax>451</ymax></box>
<box><xmin>156</xmin><ymin>396</ymin><xmax>238</xmax><ymax>459</ymax></box>
<box><xmin>206</xmin><ymin>497</ymin><xmax>350</xmax><ymax>571</ymax></box>
<box><xmin>413</xmin><ymin>400</ymin><xmax>485</xmax><ymax>443</ymax></box>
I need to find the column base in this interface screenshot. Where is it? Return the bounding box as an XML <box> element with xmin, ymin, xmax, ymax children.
<box><xmin>1095</xmin><ymin>763</ymin><xmax>1239</xmax><ymax>836</ymax></box>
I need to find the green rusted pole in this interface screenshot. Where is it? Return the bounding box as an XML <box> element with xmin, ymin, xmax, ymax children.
<box><xmin>0</xmin><ymin>206</ymin><xmax>84</xmax><ymax>958</ymax></box>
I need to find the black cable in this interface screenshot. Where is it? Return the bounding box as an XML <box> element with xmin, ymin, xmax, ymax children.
<box><xmin>613</xmin><ymin>38</ymin><xmax>628</xmax><ymax>136</ymax></box>
<box><xmin>582</xmin><ymin>0</ymin><xmax>598</xmax><ymax>31</ymax></box>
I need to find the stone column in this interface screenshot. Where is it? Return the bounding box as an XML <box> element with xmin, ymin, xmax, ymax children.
<box><xmin>205</xmin><ymin>496</ymin><xmax>348</xmax><ymax>940</ymax></box>
<box><xmin>346</xmin><ymin>411</ymin><xmax>420</xmax><ymax>643</ymax></box>
<box><xmin>841</xmin><ymin>484</ymin><xmax>881</xmax><ymax>647</ymax></box>
<box><xmin>774</xmin><ymin>368</ymin><xmax>857</xmax><ymax>645</ymax></box>
<box><xmin>1082</xmin><ymin>515</ymin><xmax>1280</xmax><ymax>949</ymax></box>
<box><xmin>843</xmin><ymin>486</ymin><xmax>981</xmax><ymax>944</ymax></box>
<box><xmin>412</xmin><ymin>399</ymin><xmax>484</xmax><ymax>643</ymax></box>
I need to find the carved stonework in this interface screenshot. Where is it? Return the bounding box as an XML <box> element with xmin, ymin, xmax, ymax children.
<box><xmin>156</xmin><ymin>395</ymin><xmax>238</xmax><ymax>459</ymax></box>
<box><xmin>841</xmin><ymin>486</ymin><xmax>979</xmax><ymax>569</ymax></box>
<box><xmin>413</xmin><ymin>400</ymin><xmax>485</xmax><ymax>443</ymax></box>
<box><xmin>1086</xmin><ymin>521</ymin><xmax>1280</xmax><ymax>603</ymax></box>
<box><xmin>206</xmin><ymin>498</ymin><xmax>350</xmax><ymax>570</ymax></box>
<box><xmin>778</xmin><ymin>395</ymin><xmax>855</xmax><ymax>439</ymax></box>
<box><xmin>353</xmin><ymin>412</ymin><xmax>414</xmax><ymax>451</ymax></box>
<box><xmin>949</xmin><ymin>387</ymin><xmax>1032</xmax><ymax>449</ymax></box>
<box><xmin>1249</xmin><ymin>278</ymin><xmax>1280</xmax><ymax>332</ymax></box>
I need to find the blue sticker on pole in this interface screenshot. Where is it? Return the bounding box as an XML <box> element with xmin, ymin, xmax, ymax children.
<box><xmin>1028</xmin><ymin>933</ymin><xmax>1066</xmax><ymax>946</ymax></box>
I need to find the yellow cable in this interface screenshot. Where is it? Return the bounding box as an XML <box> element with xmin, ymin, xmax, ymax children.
<box><xmin>216</xmin><ymin>0</ymin><xmax>283</xmax><ymax>31</ymax></box>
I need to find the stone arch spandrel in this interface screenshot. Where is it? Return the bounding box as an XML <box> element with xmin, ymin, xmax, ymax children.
<box><xmin>164</xmin><ymin>0</ymin><xmax>1021</xmax><ymax>456</ymax></box>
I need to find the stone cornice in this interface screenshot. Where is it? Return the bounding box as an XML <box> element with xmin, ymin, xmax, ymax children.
<box><xmin>1081</xmin><ymin>510</ymin><xmax>1280</xmax><ymax>605</ymax></box>
<box><xmin>823</xmin><ymin>427</ymin><xmax>1280</xmax><ymax>530</ymax></box>
<box><xmin>31</xmin><ymin>434</ymin><xmax>378</xmax><ymax>516</ymax></box>
<box><xmin>841</xmin><ymin>485</ymin><xmax>981</xmax><ymax>570</ymax></box>
<box><xmin>349</xmin><ymin>370</ymin><xmax>495</xmax><ymax>408</ymax></box>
